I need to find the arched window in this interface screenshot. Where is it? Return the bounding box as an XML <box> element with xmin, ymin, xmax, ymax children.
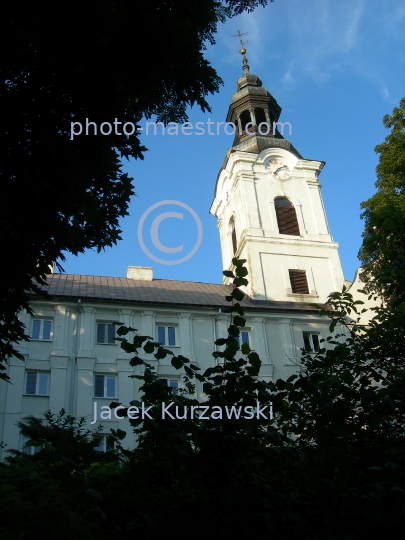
<box><xmin>274</xmin><ymin>198</ymin><xmax>300</xmax><ymax>236</ymax></box>
<box><xmin>239</xmin><ymin>110</ymin><xmax>251</xmax><ymax>132</ymax></box>
<box><xmin>230</xmin><ymin>217</ymin><xmax>237</xmax><ymax>255</ymax></box>
<box><xmin>254</xmin><ymin>107</ymin><xmax>266</xmax><ymax>125</ymax></box>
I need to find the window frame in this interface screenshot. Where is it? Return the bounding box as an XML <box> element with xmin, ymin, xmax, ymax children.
<box><xmin>24</xmin><ymin>371</ymin><xmax>49</xmax><ymax>396</ymax></box>
<box><xmin>31</xmin><ymin>318</ymin><xmax>53</xmax><ymax>341</ymax></box>
<box><xmin>274</xmin><ymin>198</ymin><xmax>300</xmax><ymax>236</ymax></box>
<box><xmin>156</xmin><ymin>325</ymin><xmax>177</xmax><ymax>347</ymax></box>
<box><xmin>289</xmin><ymin>269</ymin><xmax>310</xmax><ymax>295</ymax></box>
<box><xmin>302</xmin><ymin>332</ymin><xmax>320</xmax><ymax>353</ymax></box>
<box><xmin>21</xmin><ymin>435</ymin><xmax>41</xmax><ymax>455</ymax></box>
<box><xmin>159</xmin><ymin>378</ymin><xmax>179</xmax><ymax>394</ymax></box>
<box><xmin>233</xmin><ymin>330</ymin><xmax>250</xmax><ymax>347</ymax></box>
<box><xmin>94</xmin><ymin>374</ymin><xmax>117</xmax><ymax>398</ymax></box>
<box><xmin>96</xmin><ymin>322</ymin><xmax>117</xmax><ymax>345</ymax></box>
<box><xmin>94</xmin><ymin>435</ymin><xmax>115</xmax><ymax>452</ymax></box>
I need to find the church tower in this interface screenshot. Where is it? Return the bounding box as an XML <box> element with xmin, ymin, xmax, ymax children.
<box><xmin>210</xmin><ymin>45</ymin><xmax>344</xmax><ymax>303</ymax></box>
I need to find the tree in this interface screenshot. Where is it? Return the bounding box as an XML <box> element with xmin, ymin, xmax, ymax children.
<box><xmin>3</xmin><ymin>259</ymin><xmax>405</xmax><ymax>538</ymax></box>
<box><xmin>106</xmin><ymin>257</ymin><xmax>296</xmax><ymax>537</ymax></box>
<box><xmin>359</xmin><ymin>96</ymin><xmax>405</xmax><ymax>305</ymax></box>
<box><xmin>0</xmin><ymin>410</ymin><xmax>119</xmax><ymax>539</ymax></box>
<box><xmin>270</xmin><ymin>288</ymin><xmax>405</xmax><ymax>539</ymax></box>
<box><xmin>0</xmin><ymin>0</ymin><xmax>273</xmax><ymax>378</ymax></box>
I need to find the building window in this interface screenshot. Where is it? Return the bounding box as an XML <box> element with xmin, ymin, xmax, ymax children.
<box><xmin>31</xmin><ymin>319</ymin><xmax>52</xmax><ymax>340</ymax></box>
<box><xmin>230</xmin><ymin>217</ymin><xmax>237</xmax><ymax>255</ymax></box>
<box><xmin>21</xmin><ymin>435</ymin><xmax>41</xmax><ymax>455</ymax></box>
<box><xmin>239</xmin><ymin>109</ymin><xmax>251</xmax><ymax>132</ymax></box>
<box><xmin>289</xmin><ymin>270</ymin><xmax>310</xmax><ymax>294</ymax></box>
<box><xmin>94</xmin><ymin>375</ymin><xmax>116</xmax><ymax>398</ymax></box>
<box><xmin>303</xmin><ymin>332</ymin><xmax>320</xmax><ymax>352</ymax></box>
<box><xmin>234</xmin><ymin>331</ymin><xmax>250</xmax><ymax>347</ymax></box>
<box><xmin>254</xmin><ymin>107</ymin><xmax>267</xmax><ymax>126</ymax></box>
<box><xmin>274</xmin><ymin>198</ymin><xmax>300</xmax><ymax>236</ymax></box>
<box><xmin>94</xmin><ymin>435</ymin><xmax>115</xmax><ymax>452</ymax></box>
<box><xmin>157</xmin><ymin>326</ymin><xmax>176</xmax><ymax>346</ymax></box>
<box><xmin>25</xmin><ymin>372</ymin><xmax>49</xmax><ymax>395</ymax></box>
<box><xmin>159</xmin><ymin>378</ymin><xmax>179</xmax><ymax>394</ymax></box>
<box><xmin>96</xmin><ymin>323</ymin><xmax>116</xmax><ymax>344</ymax></box>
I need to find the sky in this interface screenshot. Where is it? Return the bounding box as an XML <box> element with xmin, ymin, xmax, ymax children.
<box><xmin>61</xmin><ymin>0</ymin><xmax>405</xmax><ymax>285</ymax></box>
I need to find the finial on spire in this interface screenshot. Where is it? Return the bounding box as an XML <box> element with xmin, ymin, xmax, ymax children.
<box><xmin>231</xmin><ymin>30</ymin><xmax>250</xmax><ymax>74</ymax></box>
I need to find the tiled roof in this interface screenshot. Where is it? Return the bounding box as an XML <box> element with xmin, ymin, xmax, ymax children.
<box><xmin>35</xmin><ymin>273</ymin><xmax>320</xmax><ymax>313</ymax></box>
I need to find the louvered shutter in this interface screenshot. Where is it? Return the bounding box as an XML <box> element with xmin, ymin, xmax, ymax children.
<box><xmin>275</xmin><ymin>199</ymin><xmax>300</xmax><ymax>236</ymax></box>
<box><xmin>289</xmin><ymin>270</ymin><xmax>309</xmax><ymax>294</ymax></box>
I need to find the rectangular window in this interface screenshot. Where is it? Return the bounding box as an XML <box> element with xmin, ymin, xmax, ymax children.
<box><xmin>303</xmin><ymin>332</ymin><xmax>320</xmax><ymax>352</ymax></box>
<box><xmin>159</xmin><ymin>378</ymin><xmax>179</xmax><ymax>394</ymax></box>
<box><xmin>94</xmin><ymin>435</ymin><xmax>115</xmax><ymax>452</ymax></box>
<box><xmin>25</xmin><ymin>372</ymin><xmax>49</xmax><ymax>395</ymax></box>
<box><xmin>31</xmin><ymin>319</ymin><xmax>52</xmax><ymax>340</ymax></box>
<box><xmin>289</xmin><ymin>270</ymin><xmax>310</xmax><ymax>294</ymax></box>
<box><xmin>96</xmin><ymin>323</ymin><xmax>116</xmax><ymax>344</ymax></box>
<box><xmin>157</xmin><ymin>326</ymin><xmax>176</xmax><ymax>346</ymax></box>
<box><xmin>21</xmin><ymin>435</ymin><xmax>41</xmax><ymax>455</ymax></box>
<box><xmin>94</xmin><ymin>375</ymin><xmax>116</xmax><ymax>398</ymax></box>
<box><xmin>234</xmin><ymin>331</ymin><xmax>250</xmax><ymax>347</ymax></box>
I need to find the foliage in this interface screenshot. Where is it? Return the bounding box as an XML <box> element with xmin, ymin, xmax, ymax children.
<box><xmin>359</xmin><ymin>96</ymin><xmax>405</xmax><ymax>305</ymax></box>
<box><xmin>108</xmin><ymin>259</ymin><xmax>405</xmax><ymax>538</ymax></box>
<box><xmin>107</xmin><ymin>257</ymin><xmax>297</xmax><ymax>537</ymax></box>
<box><xmin>0</xmin><ymin>410</ymin><xmax>119</xmax><ymax>540</ymax></box>
<box><xmin>0</xmin><ymin>0</ymin><xmax>273</xmax><ymax>378</ymax></box>
<box><xmin>269</xmin><ymin>287</ymin><xmax>405</xmax><ymax>538</ymax></box>
<box><xmin>3</xmin><ymin>258</ymin><xmax>405</xmax><ymax>538</ymax></box>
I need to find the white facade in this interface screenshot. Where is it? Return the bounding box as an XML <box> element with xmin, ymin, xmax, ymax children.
<box><xmin>211</xmin><ymin>148</ymin><xmax>344</xmax><ymax>302</ymax></box>
<box><xmin>0</xmin><ymin>295</ymin><xmax>332</xmax><ymax>458</ymax></box>
<box><xmin>0</xmin><ymin>57</ymin><xmax>348</xmax><ymax>458</ymax></box>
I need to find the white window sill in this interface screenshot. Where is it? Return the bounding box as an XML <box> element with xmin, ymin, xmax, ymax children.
<box><xmin>287</xmin><ymin>293</ymin><xmax>319</xmax><ymax>299</ymax></box>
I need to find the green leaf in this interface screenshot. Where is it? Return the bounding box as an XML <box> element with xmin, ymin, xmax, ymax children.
<box><xmin>248</xmin><ymin>352</ymin><xmax>261</xmax><ymax>366</ymax></box>
<box><xmin>129</xmin><ymin>356</ymin><xmax>144</xmax><ymax>367</ymax></box>
<box><xmin>232</xmin><ymin>257</ymin><xmax>246</xmax><ymax>266</ymax></box>
<box><xmin>233</xmin><ymin>277</ymin><xmax>248</xmax><ymax>287</ymax></box>
<box><xmin>154</xmin><ymin>348</ymin><xmax>167</xmax><ymax>360</ymax></box>
<box><xmin>116</xmin><ymin>326</ymin><xmax>130</xmax><ymax>336</ymax></box>
<box><xmin>109</xmin><ymin>402</ymin><xmax>121</xmax><ymax>409</ymax></box>
<box><xmin>116</xmin><ymin>429</ymin><xmax>126</xmax><ymax>440</ymax></box>
<box><xmin>228</xmin><ymin>325</ymin><xmax>239</xmax><ymax>337</ymax></box>
<box><xmin>223</xmin><ymin>270</ymin><xmax>235</xmax><ymax>278</ymax></box>
<box><xmin>235</xmin><ymin>266</ymin><xmax>248</xmax><ymax>278</ymax></box>
<box><xmin>171</xmin><ymin>356</ymin><xmax>184</xmax><ymax>369</ymax></box>
<box><xmin>184</xmin><ymin>365</ymin><xmax>194</xmax><ymax>377</ymax></box>
<box><xmin>233</xmin><ymin>316</ymin><xmax>246</xmax><ymax>327</ymax></box>
<box><xmin>143</xmin><ymin>341</ymin><xmax>155</xmax><ymax>354</ymax></box>
<box><xmin>241</xmin><ymin>342</ymin><xmax>251</xmax><ymax>355</ymax></box>
<box><xmin>231</xmin><ymin>288</ymin><xmax>245</xmax><ymax>301</ymax></box>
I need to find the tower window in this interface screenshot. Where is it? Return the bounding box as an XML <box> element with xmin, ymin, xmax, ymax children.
<box><xmin>274</xmin><ymin>198</ymin><xmax>300</xmax><ymax>236</ymax></box>
<box><xmin>254</xmin><ymin>107</ymin><xmax>266</xmax><ymax>125</ymax></box>
<box><xmin>230</xmin><ymin>218</ymin><xmax>237</xmax><ymax>255</ymax></box>
<box><xmin>239</xmin><ymin>110</ymin><xmax>251</xmax><ymax>132</ymax></box>
<box><xmin>289</xmin><ymin>270</ymin><xmax>310</xmax><ymax>294</ymax></box>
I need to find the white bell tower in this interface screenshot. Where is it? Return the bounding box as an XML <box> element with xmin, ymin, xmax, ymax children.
<box><xmin>210</xmin><ymin>47</ymin><xmax>344</xmax><ymax>303</ymax></box>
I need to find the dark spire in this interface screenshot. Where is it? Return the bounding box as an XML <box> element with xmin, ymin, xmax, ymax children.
<box><xmin>231</xmin><ymin>30</ymin><xmax>250</xmax><ymax>74</ymax></box>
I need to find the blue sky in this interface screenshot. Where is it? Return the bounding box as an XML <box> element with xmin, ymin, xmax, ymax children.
<box><xmin>61</xmin><ymin>0</ymin><xmax>405</xmax><ymax>285</ymax></box>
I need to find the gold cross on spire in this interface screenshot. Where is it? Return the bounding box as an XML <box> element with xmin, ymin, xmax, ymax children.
<box><xmin>231</xmin><ymin>30</ymin><xmax>249</xmax><ymax>48</ymax></box>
